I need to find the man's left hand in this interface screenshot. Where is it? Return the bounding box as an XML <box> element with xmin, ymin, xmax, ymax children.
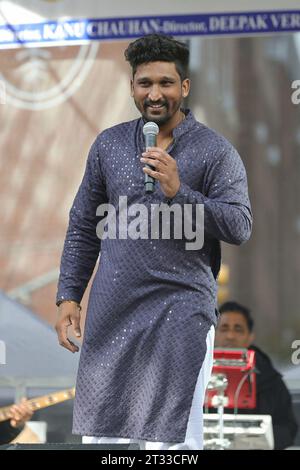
<box><xmin>8</xmin><ymin>398</ymin><xmax>33</xmax><ymax>428</ymax></box>
<box><xmin>141</xmin><ymin>147</ymin><xmax>180</xmax><ymax>199</ymax></box>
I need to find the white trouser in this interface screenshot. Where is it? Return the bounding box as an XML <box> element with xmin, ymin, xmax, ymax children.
<box><xmin>82</xmin><ymin>325</ymin><xmax>215</xmax><ymax>450</ymax></box>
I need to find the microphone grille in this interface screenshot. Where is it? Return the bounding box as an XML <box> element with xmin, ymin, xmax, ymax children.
<box><xmin>143</xmin><ymin>121</ymin><xmax>159</xmax><ymax>136</ymax></box>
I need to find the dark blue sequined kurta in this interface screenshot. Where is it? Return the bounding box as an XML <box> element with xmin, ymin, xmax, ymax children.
<box><xmin>56</xmin><ymin>109</ymin><xmax>252</xmax><ymax>442</ymax></box>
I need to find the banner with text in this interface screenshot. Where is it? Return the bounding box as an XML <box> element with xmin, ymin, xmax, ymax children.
<box><xmin>0</xmin><ymin>1</ymin><xmax>299</xmax><ymax>49</ymax></box>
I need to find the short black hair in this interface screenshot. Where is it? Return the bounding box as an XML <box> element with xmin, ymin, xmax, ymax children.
<box><xmin>219</xmin><ymin>301</ymin><xmax>254</xmax><ymax>332</ymax></box>
<box><xmin>124</xmin><ymin>34</ymin><xmax>189</xmax><ymax>81</ymax></box>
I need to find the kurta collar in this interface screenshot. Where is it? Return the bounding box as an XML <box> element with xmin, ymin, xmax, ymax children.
<box><xmin>138</xmin><ymin>108</ymin><xmax>196</xmax><ymax>145</ymax></box>
<box><xmin>172</xmin><ymin>108</ymin><xmax>196</xmax><ymax>139</ymax></box>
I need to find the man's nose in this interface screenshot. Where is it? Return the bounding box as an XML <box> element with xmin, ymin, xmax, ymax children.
<box><xmin>226</xmin><ymin>329</ymin><xmax>235</xmax><ymax>339</ymax></box>
<box><xmin>148</xmin><ymin>85</ymin><xmax>162</xmax><ymax>102</ymax></box>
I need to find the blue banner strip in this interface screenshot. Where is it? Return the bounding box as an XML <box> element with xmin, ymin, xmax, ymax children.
<box><xmin>1</xmin><ymin>10</ymin><xmax>300</xmax><ymax>48</ymax></box>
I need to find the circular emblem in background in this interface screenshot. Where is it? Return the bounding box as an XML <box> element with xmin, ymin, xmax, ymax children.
<box><xmin>0</xmin><ymin>42</ymin><xmax>99</xmax><ymax>110</ymax></box>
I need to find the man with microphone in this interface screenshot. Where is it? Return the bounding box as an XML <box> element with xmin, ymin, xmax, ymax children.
<box><xmin>55</xmin><ymin>34</ymin><xmax>252</xmax><ymax>450</ymax></box>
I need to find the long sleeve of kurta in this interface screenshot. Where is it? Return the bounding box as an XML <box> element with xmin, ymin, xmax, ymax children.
<box><xmin>166</xmin><ymin>146</ymin><xmax>252</xmax><ymax>245</ymax></box>
<box><xmin>56</xmin><ymin>138</ymin><xmax>108</xmax><ymax>305</ymax></box>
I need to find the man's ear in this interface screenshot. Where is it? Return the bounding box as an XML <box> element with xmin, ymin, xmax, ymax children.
<box><xmin>248</xmin><ymin>332</ymin><xmax>255</xmax><ymax>346</ymax></box>
<box><xmin>182</xmin><ymin>78</ymin><xmax>190</xmax><ymax>98</ymax></box>
<box><xmin>130</xmin><ymin>79</ymin><xmax>134</xmax><ymax>97</ymax></box>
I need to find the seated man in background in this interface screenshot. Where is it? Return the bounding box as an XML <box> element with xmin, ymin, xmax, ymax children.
<box><xmin>0</xmin><ymin>398</ymin><xmax>33</xmax><ymax>445</ymax></box>
<box><xmin>213</xmin><ymin>301</ymin><xmax>298</xmax><ymax>449</ymax></box>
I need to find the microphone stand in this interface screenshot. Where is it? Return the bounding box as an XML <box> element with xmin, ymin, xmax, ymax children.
<box><xmin>204</xmin><ymin>373</ymin><xmax>231</xmax><ymax>450</ymax></box>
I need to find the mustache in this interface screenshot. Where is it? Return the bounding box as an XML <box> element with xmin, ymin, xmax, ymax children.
<box><xmin>144</xmin><ymin>100</ymin><xmax>168</xmax><ymax>107</ymax></box>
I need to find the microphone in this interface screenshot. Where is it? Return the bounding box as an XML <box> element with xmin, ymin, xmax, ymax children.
<box><xmin>142</xmin><ymin>121</ymin><xmax>159</xmax><ymax>193</ymax></box>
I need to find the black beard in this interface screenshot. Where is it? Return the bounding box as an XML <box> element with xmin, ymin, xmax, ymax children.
<box><xmin>142</xmin><ymin>102</ymin><xmax>173</xmax><ymax>126</ymax></box>
<box><xmin>142</xmin><ymin>111</ymin><xmax>170</xmax><ymax>126</ymax></box>
<box><xmin>134</xmin><ymin>97</ymin><xmax>182</xmax><ymax>126</ymax></box>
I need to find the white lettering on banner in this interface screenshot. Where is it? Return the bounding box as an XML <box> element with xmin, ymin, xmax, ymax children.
<box><xmin>127</xmin><ymin>20</ymin><xmax>144</xmax><ymax>35</ymax></box>
<box><xmin>86</xmin><ymin>21</ymin><xmax>125</xmax><ymax>37</ymax></box>
<box><xmin>141</xmin><ymin>19</ymin><xmax>161</xmax><ymax>34</ymax></box>
<box><xmin>209</xmin><ymin>14</ymin><xmax>268</xmax><ymax>32</ymax></box>
<box><xmin>163</xmin><ymin>21</ymin><xmax>207</xmax><ymax>34</ymax></box>
<box><xmin>86</xmin><ymin>21</ymin><xmax>108</xmax><ymax>37</ymax></box>
<box><xmin>44</xmin><ymin>22</ymin><xmax>85</xmax><ymax>40</ymax></box>
<box><xmin>111</xmin><ymin>21</ymin><xmax>126</xmax><ymax>36</ymax></box>
<box><xmin>270</xmin><ymin>13</ymin><xmax>300</xmax><ymax>29</ymax></box>
<box><xmin>18</xmin><ymin>29</ymin><xmax>42</xmax><ymax>41</ymax></box>
<box><xmin>86</xmin><ymin>19</ymin><xmax>161</xmax><ymax>38</ymax></box>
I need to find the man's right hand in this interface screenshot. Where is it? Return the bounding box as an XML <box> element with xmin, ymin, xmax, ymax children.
<box><xmin>55</xmin><ymin>301</ymin><xmax>82</xmax><ymax>353</ymax></box>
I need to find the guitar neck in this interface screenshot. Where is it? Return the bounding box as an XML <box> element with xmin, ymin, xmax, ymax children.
<box><xmin>0</xmin><ymin>388</ymin><xmax>75</xmax><ymax>423</ymax></box>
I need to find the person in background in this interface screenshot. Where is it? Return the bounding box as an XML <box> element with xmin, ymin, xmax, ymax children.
<box><xmin>0</xmin><ymin>398</ymin><xmax>33</xmax><ymax>445</ymax></box>
<box><xmin>214</xmin><ymin>301</ymin><xmax>298</xmax><ymax>449</ymax></box>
